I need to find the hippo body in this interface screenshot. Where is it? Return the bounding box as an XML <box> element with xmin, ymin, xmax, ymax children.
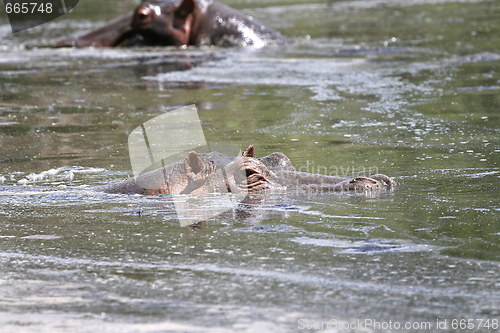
<box><xmin>99</xmin><ymin>145</ymin><xmax>395</xmax><ymax>195</ymax></box>
<box><xmin>56</xmin><ymin>0</ymin><xmax>289</xmax><ymax>48</ymax></box>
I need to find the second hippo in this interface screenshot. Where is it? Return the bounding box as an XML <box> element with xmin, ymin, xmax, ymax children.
<box><xmin>56</xmin><ymin>0</ymin><xmax>289</xmax><ymax>48</ymax></box>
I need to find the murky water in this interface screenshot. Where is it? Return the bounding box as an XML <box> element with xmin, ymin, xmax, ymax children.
<box><xmin>1</xmin><ymin>0</ymin><xmax>500</xmax><ymax>332</ymax></box>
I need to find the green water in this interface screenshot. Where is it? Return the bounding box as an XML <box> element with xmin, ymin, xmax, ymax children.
<box><xmin>1</xmin><ymin>0</ymin><xmax>500</xmax><ymax>332</ymax></box>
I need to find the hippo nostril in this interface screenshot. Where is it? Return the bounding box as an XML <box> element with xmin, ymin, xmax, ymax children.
<box><xmin>133</xmin><ymin>6</ymin><xmax>154</xmax><ymax>26</ymax></box>
<box><xmin>139</xmin><ymin>8</ymin><xmax>151</xmax><ymax>18</ymax></box>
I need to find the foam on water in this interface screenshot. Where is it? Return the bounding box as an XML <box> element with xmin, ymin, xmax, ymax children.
<box><xmin>8</xmin><ymin>166</ymin><xmax>105</xmax><ymax>186</ymax></box>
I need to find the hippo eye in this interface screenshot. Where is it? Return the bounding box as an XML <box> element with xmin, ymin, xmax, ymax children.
<box><xmin>246</xmin><ymin>169</ymin><xmax>257</xmax><ymax>177</ymax></box>
<box><xmin>153</xmin><ymin>5</ymin><xmax>161</xmax><ymax>16</ymax></box>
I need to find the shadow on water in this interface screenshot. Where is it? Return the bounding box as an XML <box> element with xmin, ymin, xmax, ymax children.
<box><xmin>1</xmin><ymin>0</ymin><xmax>500</xmax><ymax>331</ymax></box>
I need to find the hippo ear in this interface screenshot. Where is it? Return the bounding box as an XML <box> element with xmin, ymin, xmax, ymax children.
<box><xmin>175</xmin><ymin>0</ymin><xmax>196</xmax><ymax>18</ymax></box>
<box><xmin>185</xmin><ymin>151</ymin><xmax>204</xmax><ymax>174</ymax></box>
<box><xmin>242</xmin><ymin>145</ymin><xmax>255</xmax><ymax>158</ymax></box>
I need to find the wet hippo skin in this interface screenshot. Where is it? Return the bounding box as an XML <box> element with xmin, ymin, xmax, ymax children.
<box><xmin>56</xmin><ymin>0</ymin><xmax>289</xmax><ymax>48</ymax></box>
<box><xmin>99</xmin><ymin>145</ymin><xmax>396</xmax><ymax>195</ymax></box>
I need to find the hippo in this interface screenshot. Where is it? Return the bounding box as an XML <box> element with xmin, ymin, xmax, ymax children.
<box><xmin>99</xmin><ymin>145</ymin><xmax>395</xmax><ymax>195</ymax></box>
<box><xmin>56</xmin><ymin>0</ymin><xmax>289</xmax><ymax>48</ymax></box>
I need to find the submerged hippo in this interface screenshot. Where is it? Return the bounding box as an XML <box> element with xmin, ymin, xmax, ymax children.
<box><xmin>99</xmin><ymin>145</ymin><xmax>395</xmax><ymax>195</ymax></box>
<box><xmin>56</xmin><ymin>0</ymin><xmax>289</xmax><ymax>48</ymax></box>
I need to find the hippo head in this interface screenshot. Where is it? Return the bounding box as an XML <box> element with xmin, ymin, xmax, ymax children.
<box><xmin>54</xmin><ymin>0</ymin><xmax>201</xmax><ymax>47</ymax></box>
<box><xmin>183</xmin><ymin>145</ymin><xmax>279</xmax><ymax>194</ymax></box>
<box><xmin>123</xmin><ymin>0</ymin><xmax>199</xmax><ymax>46</ymax></box>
